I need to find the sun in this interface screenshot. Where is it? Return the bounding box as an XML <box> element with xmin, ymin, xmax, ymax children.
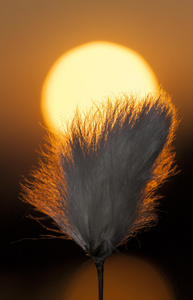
<box><xmin>41</xmin><ymin>41</ymin><xmax>159</xmax><ymax>131</ymax></box>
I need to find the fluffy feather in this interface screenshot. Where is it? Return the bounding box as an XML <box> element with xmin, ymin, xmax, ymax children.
<box><xmin>22</xmin><ymin>93</ymin><xmax>178</xmax><ymax>263</ymax></box>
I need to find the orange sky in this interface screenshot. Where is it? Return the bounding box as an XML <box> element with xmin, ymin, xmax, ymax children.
<box><xmin>0</xmin><ymin>4</ymin><xmax>193</xmax><ymax>298</ymax></box>
<box><xmin>1</xmin><ymin>0</ymin><xmax>193</xmax><ymax>159</ymax></box>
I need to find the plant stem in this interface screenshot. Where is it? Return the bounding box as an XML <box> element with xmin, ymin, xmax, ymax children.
<box><xmin>95</xmin><ymin>260</ymin><xmax>104</xmax><ymax>300</ymax></box>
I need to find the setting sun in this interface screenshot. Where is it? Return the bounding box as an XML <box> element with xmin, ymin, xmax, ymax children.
<box><xmin>41</xmin><ymin>41</ymin><xmax>159</xmax><ymax>131</ymax></box>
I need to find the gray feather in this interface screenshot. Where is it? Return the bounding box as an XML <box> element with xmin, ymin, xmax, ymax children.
<box><xmin>22</xmin><ymin>93</ymin><xmax>178</xmax><ymax>262</ymax></box>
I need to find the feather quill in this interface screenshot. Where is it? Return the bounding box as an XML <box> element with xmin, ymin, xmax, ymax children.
<box><xmin>21</xmin><ymin>93</ymin><xmax>178</xmax><ymax>263</ymax></box>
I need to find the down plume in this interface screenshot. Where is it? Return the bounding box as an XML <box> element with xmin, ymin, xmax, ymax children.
<box><xmin>22</xmin><ymin>93</ymin><xmax>178</xmax><ymax>263</ymax></box>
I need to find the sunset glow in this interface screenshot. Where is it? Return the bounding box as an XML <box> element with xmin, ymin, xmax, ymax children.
<box><xmin>41</xmin><ymin>41</ymin><xmax>159</xmax><ymax>131</ymax></box>
<box><xmin>65</xmin><ymin>256</ymin><xmax>175</xmax><ymax>300</ymax></box>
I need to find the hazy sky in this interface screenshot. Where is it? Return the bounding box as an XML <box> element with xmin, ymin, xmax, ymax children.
<box><xmin>1</xmin><ymin>0</ymin><xmax>193</xmax><ymax>159</ymax></box>
<box><xmin>1</xmin><ymin>4</ymin><xmax>193</xmax><ymax>298</ymax></box>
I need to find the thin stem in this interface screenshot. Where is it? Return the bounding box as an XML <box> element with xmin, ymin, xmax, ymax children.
<box><xmin>95</xmin><ymin>260</ymin><xmax>104</xmax><ymax>300</ymax></box>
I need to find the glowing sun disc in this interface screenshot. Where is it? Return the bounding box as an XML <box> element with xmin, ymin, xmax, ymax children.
<box><xmin>41</xmin><ymin>41</ymin><xmax>158</xmax><ymax>131</ymax></box>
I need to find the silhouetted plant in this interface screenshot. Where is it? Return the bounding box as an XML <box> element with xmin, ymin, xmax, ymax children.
<box><xmin>21</xmin><ymin>92</ymin><xmax>178</xmax><ymax>300</ymax></box>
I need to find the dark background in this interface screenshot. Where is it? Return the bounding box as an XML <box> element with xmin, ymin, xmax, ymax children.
<box><xmin>0</xmin><ymin>1</ymin><xmax>193</xmax><ymax>299</ymax></box>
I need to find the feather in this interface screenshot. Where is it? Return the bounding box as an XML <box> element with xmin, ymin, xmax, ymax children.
<box><xmin>21</xmin><ymin>92</ymin><xmax>178</xmax><ymax>263</ymax></box>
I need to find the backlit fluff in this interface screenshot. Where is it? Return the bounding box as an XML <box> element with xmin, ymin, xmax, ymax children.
<box><xmin>22</xmin><ymin>93</ymin><xmax>178</xmax><ymax>262</ymax></box>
